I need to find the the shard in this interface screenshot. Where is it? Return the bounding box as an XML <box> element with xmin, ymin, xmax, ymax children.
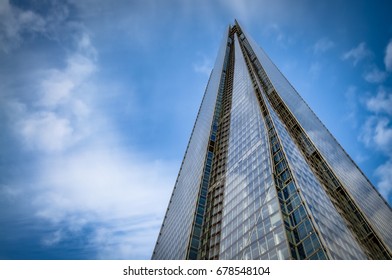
<box><xmin>152</xmin><ymin>21</ymin><xmax>392</xmax><ymax>260</ymax></box>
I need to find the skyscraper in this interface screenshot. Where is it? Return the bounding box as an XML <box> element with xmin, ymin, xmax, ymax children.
<box><xmin>152</xmin><ymin>21</ymin><xmax>392</xmax><ymax>260</ymax></box>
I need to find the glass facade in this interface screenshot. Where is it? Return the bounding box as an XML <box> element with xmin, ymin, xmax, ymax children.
<box><xmin>219</xmin><ymin>34</ymin><xmax>288</xmax><ymax>260</ymax></box>
<box><xmin>152</xmin><ymin>21</ymin><xmax>392</xmax><ymax>260</ymax></box>
<box><xmin>263</xmin><ymin>87</ymin><xmax>366</xmax><ymax>259</ymax></box>
<box><xmin>242</xmin><ymin>26</ymin><xmax>392</xmax><ymax>252</ymax></box>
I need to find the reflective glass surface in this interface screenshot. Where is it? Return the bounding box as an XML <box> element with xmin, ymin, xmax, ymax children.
<box><xmin>154</xmin><ymin>23</ymin><xmax>391</xmax><ymax>260</ymax></box>
<box><xmin>219</xmin><ymin>35</ymin><xmax>289</xmax><ymax>260</ymax></box>
<box><xmin>264</xmin><ymin>92</ymin><xmax>367</xmax><ymax>259</ymax></box>
<box><xmin>242</xmin><ymin>24</ymin><xmax>392</xmax><ymax>251</ymax></box>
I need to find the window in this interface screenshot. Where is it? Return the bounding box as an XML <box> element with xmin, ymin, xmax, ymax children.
<box><xmin>290</xmin><ymin>205</ymin><xmax>307</xmax><ymax>226</ymax></box>
<box><xmin>273</xmin><ymin>151</ymin><xmax>283</xmax><ymax>164</ymax></box>
<box><xmin>280</xmin><ymin>170</ymin><xmax>290</xmax><ymax>182</ymax></box>
<box><xmin>286</xmin><ymin>194</ymin><xmax>301</xmax><ymax>213</ymax></box>
<box><xmin>275</xmin><ymin>160</ymin><xmax>287</xmax><ymax>174</ymax></box>
<box><xmin>272</xmin><ymin>143</ymin><xmax>280</xmax><ymax>153</ymax></box>
<box><xmin>270</xmin><ymin>212</ymin><xmax>281</xmax><ymax>228</ymax></box>
<box><xmin>282</xmin><ymin>181</ymin><xmax>296</xmax><ymax>200</ymax></box>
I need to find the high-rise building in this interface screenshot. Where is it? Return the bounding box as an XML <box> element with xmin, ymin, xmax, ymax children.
<box><xmin>152</xmin><ymin>21</ymin><xmax>392</xmax><ymax>260</ymax></box>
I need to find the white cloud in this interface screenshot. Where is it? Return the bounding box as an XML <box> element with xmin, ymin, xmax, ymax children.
<box><xmin>374</xmin><ymin>160</ymin><xmax>392</xmax><ymax>200</ymax></box>
<box><xmin>363</xmin><ymin>66</ymin><xmax>388</xmax><ymax>83</ymax></box>
<box><xmin>313</xmin><ymin>37</ymin><xmax>334</xmax><ymax>54</ymax></box>
<box><xmin>5</xmin><ymin>29</ymin><xmax>98</xmax><ymax>154</ymax></box>
<box><xmin>88</xmin><ymin>217</ymin><xmax>163</xmax><ymax>259</ymax></box>
<box><xmin>18</xmin><ymin>111</ymin><xmax>74</xmax><ymax>152</ymax></box>
<box><xmin>360</xmin><ymin>87</ymin><xmax>392</xmax><ymax>201</ymax></box>
<box><xmin>360</xmin><ymin>116</ymin><xmax>392</xmax><ymax>154</ymax></box>
<box><xmin>0</xmin><ymin>0</ymin><xmax>46</xmax><ymax>52</ymax></box>
<box><xmin>1</xmin><ymin>2</ymin><xmax>175</xmax><ymax>258</ymax></box>
<box><xmin>42</xmin><ymin>229</ymin><xmax>64</xmax><ymax>246</ymax></box>
<box><xmin>11</xmin><ymin>47</ymin><xmax>174</xmax><ymax>257</ymax></box>
<box><xmin>0</xmin><ymin>184</ymin><xmax>22</xmax><ymax>202</ymax></box>
<box><xmin>373</xmin><ymin>118</ymin><xmax>392</xmax><ymax>152</ymax></box>
<box><xmin>40</xmin><ymin>54</ymin><xmax>96</xmax><ymax>108</ymax></box>
<box><xmin>31</xmin><ymin>144</ymin><xmax>175</xmax><ymax>258</ymax></box>
<box><xmin>35</xmin><ymin>147</ymin><xmax>174</xmax><ymax>222</ymax></box>
<box><xmin>359</xmin><ymin>116</ymin><xmax>392</xmax><ymax>201</ymax></box>
<box><xmin>354</xmin><ymin>153</ymin><xmax>368</xmax><ymax>164</ymax></box>
<box><xmin>365</xmin><ymin>87</ymin><xmax>392</xmax><ymax>115</ymax></box>
<box><xmin>76</xmin><ymin>32</ymin><xmax>97</xmax><ymax>58</ymax></box>
<box><xmin>193</xmin><ymin>56</ymin><xmax>212</xmax><ymax>76</ymax></box>
<box><xmin>385</xmin><ymin>40</ymin><xmax>392</xmax><ymax>71</ymax></box>
<box><xmin>342</xmin><ymin>42</ymin><xmax>372</xmax><ymax>66</ymax></box>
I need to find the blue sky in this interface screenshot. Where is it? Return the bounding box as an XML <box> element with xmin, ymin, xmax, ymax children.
<box><xmin>0</xmin><ymin>0</ymin><xmax>391</xmax><ymax>259</ymax></box>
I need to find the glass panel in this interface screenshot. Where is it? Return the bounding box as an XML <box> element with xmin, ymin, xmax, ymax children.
<box><xmin>241</xmin><ymin>24</ymin><xmax>382</xmax><ymax>258</ymax></box>
<box><xmin>219</xmin><ymin>34</ymin><xmax>288</xmax><ymax>260</ymax></box>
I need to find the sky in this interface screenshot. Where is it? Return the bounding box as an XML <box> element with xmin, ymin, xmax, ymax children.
<box><xmin>0</xmin><ymin>0</ymin><xmax>392</xmax><ymax>260</ymax></box>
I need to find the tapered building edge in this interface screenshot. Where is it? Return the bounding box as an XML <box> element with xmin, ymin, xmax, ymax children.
<box><xmin>152</xmin><ymin>21</ymin><xmax>392</xmax><ymax>260</ymax></box>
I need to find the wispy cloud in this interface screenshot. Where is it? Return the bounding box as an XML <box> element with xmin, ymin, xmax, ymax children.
<box><xmin>0</xmin><ymin>0</ymin><xmax>46</xmax><ymax>52</ymax></box>
<box><xmin>361</xmin><ymin>117</ymin><xmax>392</xmax><ymax>153</ymax></box>
<box><xmin>193</xmin><ymin>55</ymin><xmax>212</xmax><ymax>76</ymax></box>
<box><xmin>35</xmin><ymin>147</ymin><xmax>174</xmax><ymax>222</ymax></box>
<box><xmin>0</xmin><ymin>0</ymin><xmax>70</xmax><ymax>53</ymax></box>
<box><xmin>33</xmin><ymin>144</ymin><xmax>175</xmax><ymax>257</ymax></box>
<box><xmin>18</xmin><ymin>111</ymin><xmax>75</xmax><ymax>152</ymax></box>
<box><xmin>88</xmin><ymin>217</ymin><xmax>163</xmax><ymax>259</ymax></box>
<box><xmin>5</xmin><ymin>34</ymin><xmax>175</xmax><ymax>258</ymax></box>
<box><xmin>360</xmin><ymin>87</ymin><xmax>392</xmax><ymax>200</ymax></box>
<box><xmin>365</xmin><ymin>87</ymin><xmax>392</xmax><ymax>115</ymax></box>
<box><xmin>263</xmin><ymin>23</ymin><xmax>294</xmax><ymax>48</ymax></box>
<box><xmin>345</xmin><ymin>40</ymin><xmax>391</xmax><ymax>193</ymax></box>
<box><xmin>1</xmin><ymin>0</ymin><xmax>176</xmax><ymax>259</ymax></box>
<box><xmin>360</xmin><ymin>115</ymin><xmax>392</xmax><ymax>200</ymax></box>
<box><xmin>342</xmin><ymin>42</ymin><xmax>372</xmax><ymax>66</ymax></box>
<box><xmin>4</xmin><ymin>40</ymin><xmax>175</xmax><ymax>258</ymax></box>
<box><xmin>313</xmin><ymin>37</ymin><xmax>334</xmax><ymax>54</ymax></box>
<box><xmin>374</xmin><ymin>160</ymin><xmax>392</xmax><ymax>199</ymax></box>
<box><xmin>363</xmin><ymin>65</ymin><xmax>388</xmax><ymax>84</ymax></box>
<box><xmin>360</xmin><ymin>97</ymin><xmax>392</xmax><ymax>154</ymax></box>
<box><xmin>343</xmin><ymin>86</ymin><xmax>360</xmax><ymax>128</ymax></box>
<box><xmin>11</xmin><ymin>32</ymin><xmax>96</xmax><ymax>153</ymax></box>
<box><xmin>385</xmin><ymin>39</ymin><xmax>392</xmax><ymax>72</ymax></box>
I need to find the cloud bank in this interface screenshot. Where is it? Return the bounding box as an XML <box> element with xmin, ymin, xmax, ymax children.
<box><xmin>1</xmin><ymin>0</ymin><xmax>175</xmax><ymax>259</ymax></box>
